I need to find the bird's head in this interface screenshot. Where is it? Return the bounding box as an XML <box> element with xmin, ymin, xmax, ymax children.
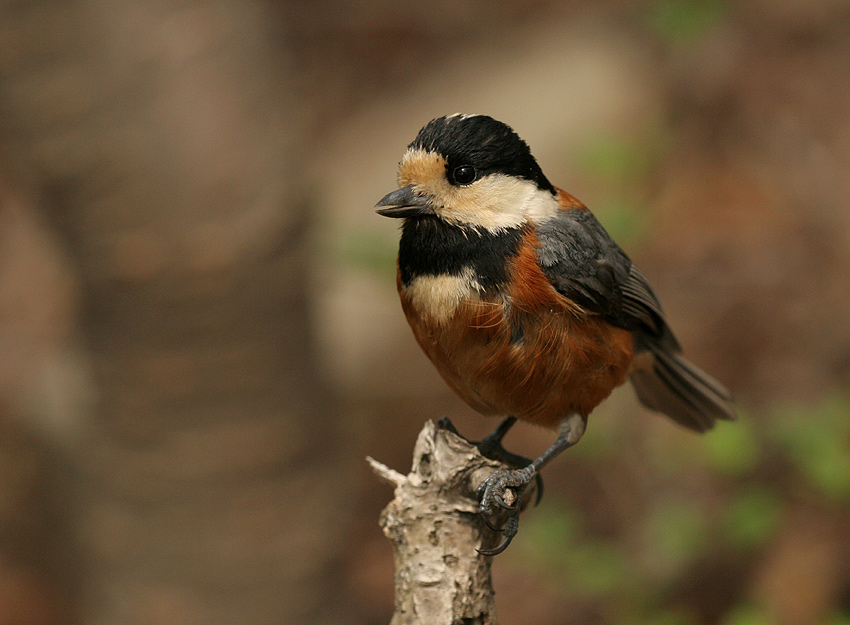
<box><xmin>376</xmin><ymin>114</ymin><xmax>559</xmax><ymax>232</ymax></box>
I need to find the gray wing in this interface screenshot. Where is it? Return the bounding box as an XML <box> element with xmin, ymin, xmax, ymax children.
<box><xmin>535</xmin><ymin>208</ymin><xmax>680</xmax><ymax>351</ymax></box>
<box><xmin>536</xmin><ymin>208</ymin><xmax>737</xmax><ymax>430</ymax></box>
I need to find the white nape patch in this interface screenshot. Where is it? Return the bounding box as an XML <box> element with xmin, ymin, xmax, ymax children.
<box><xmin>404</xmin><ymin>267</ymin><xmax>482</xmax><ymax>325</ymax></box>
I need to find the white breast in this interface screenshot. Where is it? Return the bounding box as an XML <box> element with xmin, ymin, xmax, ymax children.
<box><xmin>403</xmin><ymin>267</ymin><xmax>482</xmax><ymax>325</ymax></box>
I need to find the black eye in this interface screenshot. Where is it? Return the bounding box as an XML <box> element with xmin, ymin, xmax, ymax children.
<box><xmin>452</xmin><ymin>165</ymin><xmax>477</xmax><ymax>185</ymax></box>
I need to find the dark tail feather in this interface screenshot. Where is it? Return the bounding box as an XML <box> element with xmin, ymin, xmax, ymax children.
<box><xmin>629</xmin><ymin>348</ymin><xmax>736</xmax><ymax>433</ymax></box>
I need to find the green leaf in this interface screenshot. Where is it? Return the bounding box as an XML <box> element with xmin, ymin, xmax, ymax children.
<box><xmin>823</xmin><ymin>611</ymin><xmax>850</xmax><ymax>625</ymax></box>
<box><xmin>331</xmin><ymin>231</ymin><xmax>398</xmax><ymax>278</ymax></box>
<box><xmin>722</xmin><ymin>487</ymin><xmax>783</xmax><ymax>550</ymax></box>
<box><xmin>647</xmin><ymin>0</ymin><xmax>731</xmax><ymax>47</ymax></box>
<box><xmin>702</xmin><ymin>415</ymin><xmax>760</xmax><ymax>477</ymax></box>
<box><xmin>517</xmin><ymin>503</ymin><xmax>581</xmax><ymax>572</ymax></box>
<box><xmin>771</xmin><ymin>394</ymin><xmax>850</xmax><ymax>501</ymax></box>
<box><xmin>575</xmin><ymin>128</ymin><xmax>668</xmax><ymax>186</ymax></box>
<box><xmin>721</xmin><ymin>604</ymin><xmax>773</xmax><ymax>625</ymax></box>
<box><xmin>643</xmin><ymin>498</ymin><xmax>709</xmax><ymax>576</ymax></box>
<box><xmin>565</xmin><ymin>539</ymin><xmax>630</xmax><ymax>596</ymax></box>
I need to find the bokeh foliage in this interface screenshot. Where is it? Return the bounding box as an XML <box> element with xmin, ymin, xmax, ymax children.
<box><xmin>512</xmin><ymin>394</ymin><xmax>850</xmax><ymax>624</ymax></box>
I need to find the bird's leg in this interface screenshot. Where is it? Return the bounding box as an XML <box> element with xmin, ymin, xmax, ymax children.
<box><xmin>477</xmin><ymin>414</ymin><xmax>586</xmax><ymax>556</ymax></box>
<box><xmin>474</xmin><ymin>417</ymin><xmax>544</xmax><ymax>507</ymax></box>
<box><xmin>478</xmin><ymin>416</ymin><xmax>518</xmax><ymax>449</ymax></box>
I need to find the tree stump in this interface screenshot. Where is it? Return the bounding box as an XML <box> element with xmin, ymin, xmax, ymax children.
<box><xmin>368</xmin><ymin>418</ymin><xmax>521</xmax><ymax>625</ymax></box>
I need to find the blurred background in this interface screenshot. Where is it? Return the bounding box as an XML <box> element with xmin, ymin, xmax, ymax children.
<box><xmin>1</xmin><ymin>0</ymin><xmax>850</xmax><ymax>624</ymax></box>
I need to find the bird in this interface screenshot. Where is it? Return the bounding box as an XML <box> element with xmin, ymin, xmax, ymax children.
<box><xmin>375</xmin><ymin>114</ymin><xmax>736</xmax><ymax>555</ymax></box>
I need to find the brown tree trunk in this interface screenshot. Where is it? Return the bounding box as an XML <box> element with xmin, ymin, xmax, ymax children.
<box><xmin>0</xmin><ymin>1</ymin><xmax>349</xmax><ymax>623</ymax></box>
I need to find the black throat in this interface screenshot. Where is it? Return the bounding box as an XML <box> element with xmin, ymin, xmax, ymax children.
<box><xmin>398</xmin><ymin>216</ymin><xmax>525</xmax><ymax>291</ymax></box>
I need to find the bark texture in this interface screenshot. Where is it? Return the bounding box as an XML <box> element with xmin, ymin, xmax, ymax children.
<box><xmin>369</xmin><ymin>419</ymin><xmax>515</xmax><ymax>625</ymax></box>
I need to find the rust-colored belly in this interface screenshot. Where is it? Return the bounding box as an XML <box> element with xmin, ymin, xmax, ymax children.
<box><xmin>400</xmin><ymin>289</ymin><xmax>634</xmax><ymax>430</ymax></box>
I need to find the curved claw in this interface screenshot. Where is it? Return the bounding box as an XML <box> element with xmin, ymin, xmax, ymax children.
<box><xmin>477</xmin><ymin>533</ymin><xmax>514</xmax><ymax>557</ymax></box>
<box><xmin>478</xmin><ymin>513</ymin><xmax>520</xmax><ymax>556</ymax></box>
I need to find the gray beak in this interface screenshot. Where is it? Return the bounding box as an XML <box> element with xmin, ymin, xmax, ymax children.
<box><xmin>375</xmin><ymin>186</ymin><xmax>435</xmax><ymax>218</ymax></box>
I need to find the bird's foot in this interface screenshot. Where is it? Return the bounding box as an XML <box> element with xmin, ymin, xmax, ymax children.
<box><xmin>475</xmin><ymin>441</ymin><xmax>544</xmax><ymax>507</ymax></box>
<box><xmin>476</xmin><ymin>465</ymin><xmax>537</xmax><ymax>556</ymax></box>
<box><xmin>475</xmin><ymin>417</ymin><xmax>544</xmax><ymax>506</ymax></box>
<box><xmin>436</xmin><ymin>416</ymin><xmax>543</xmax><ymax>554</ymax></box>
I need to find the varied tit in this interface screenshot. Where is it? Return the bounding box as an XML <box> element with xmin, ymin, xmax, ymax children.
<box><xmin>376</xmin><ymin>114</ymin><xmax>736</xmax><ymax>555</ymax></box>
